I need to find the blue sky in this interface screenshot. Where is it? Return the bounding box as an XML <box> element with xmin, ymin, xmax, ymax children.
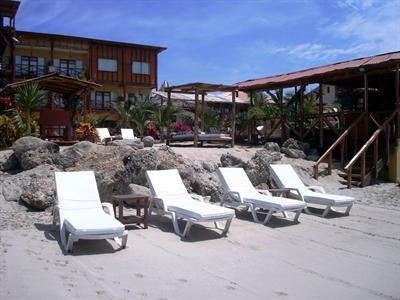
<box><xmin>16</xmin><ymin>0</ymin><xmax>400</xmax><ymax>87</ymax></box>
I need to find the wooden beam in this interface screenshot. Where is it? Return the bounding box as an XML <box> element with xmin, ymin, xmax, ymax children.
<box><xmin>166</xmin><ymin>90</ymin><xmax>171</xmax><ymax>145</ymax></box>
<box><xmin>364</xmin><ymin>72</ymin><xmax>368</xmax><ymax>112</ymax></box>
<box><xmin>396</xmin><ymin>63</ymin><xmax>400</xmax><ymax>138</ymax></box>
<box><xmin>279</xmin><ymin>89</ymin><xmax>285</xmax><ymax>140</ymax></box>
<box><xmin>194</xmin><ymin>90</ymin><xmax>199</xmax><ymax>147</ymax></box>
<box><xmin>201</xmin><ymin>92</ymin><xmax>205</xmax><ymax>132</ymax></box>
<box><xmin>299</xmin><ymin>85</ymin><xmax>305</xmax><ymax>140</ymax></box>
<box><xmin>319</xmin><ymin>84</ymin><xmax>324</xmax><ymax>148</ymax></box>
<box><xmin>231</xmin><ymin>89</ymin><xmax>236</xmax><ymax>147</ymax></box>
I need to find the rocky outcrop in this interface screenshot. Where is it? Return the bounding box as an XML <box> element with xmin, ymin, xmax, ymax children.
<box><xmin>142</xmin><ymin>136</ymin><xmax>154</xmax><ymax>147</ymax></box>
<box><xmin>281</xmin><ymin>138</ymin><xmax>310</xmax><ymax>159</ymax></box>
<box><xmin>264</xmin><ymin>142</ymin><xmax>280</xmax><ymax>153</ymax></box>
<box><xmin>0</xmin><ymin>164</ymin><xmax>59</xmax><ymax>205</ymax></box>
<box><xmin>0</xmin><ymin>152</ymin><xmax>18</xmax><ymax>171</ymax></box>
<box><xmin>220</xmin><ymin>153</ymin><xmax>246</xmax><ymax>167</ymax></box>
<box><xmin>109</xmin><ymin>139</ymin><xmax>144</xmax><ymax>150</ymax></box>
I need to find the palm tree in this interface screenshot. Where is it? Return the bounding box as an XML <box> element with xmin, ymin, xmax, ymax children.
<box><xmin>111</xmin><ymin>98</ymin><xmax>134</xmax><ymax>128</ymax></box>
<box><xmin>14</xmin><ymin>83</ymin><xmax>45</xmax><ymax>135</ymax></box>
<box><xmin>153</xmin><ymin>102</ymin><xmax>182</xmax><ymax>140</ymax></box>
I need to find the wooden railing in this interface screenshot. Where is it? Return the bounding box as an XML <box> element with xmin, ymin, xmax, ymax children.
<box><xmin>344</xmin><ymin>109</ymin><xmax>399</xmax><ymax>188</ymax></box>
<box><xmin>313</xmin><ymin>111</ymin><xmax>368</xmax><ymax>179</ymax></box>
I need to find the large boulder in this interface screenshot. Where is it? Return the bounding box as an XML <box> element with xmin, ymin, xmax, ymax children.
<box><xmin>264</xmin><ymin>142</ymin><xmax>280</xmax><ymax>153</ymax></box>
<box><xmin>244</xmin><ymin>149</ymin><xmax>281</xmax><ymax>186</ymax></box>
<box><xmin>108</xmin><ymin>139</ymin><xmax>144</xmax><ymax>150</ymax></box>
<box><xmin>142</xmin><ymin>136</ymin><xmax>154</xmax><ymax>147</ymax></box>
<box><xmin>0</xmin><ymin>151</ymin><xmax>18</xmax><ymax>171</ymax></box>
<box><xmin>281</xmin><ymin>147</ymin><xmax>307</xmax><ymax>159</ymax></box>
<box><xmin>220</xmin><ymin>153</ymin><xmax>246</xmax><ymax>167</ymax></box>
<box><xmin>127</xmin><ymin>183</ymin><xmax>150</xmax><ymax>196</ymax></box>
<box><xmin>13</xmin><ymin>137</ymin><xmax>59</xmax><ymax>163</ymax></box>
<box><xmin>281</xmin><ymin>138</ymin><xmax>310</xmax><ymax>159</ymax></box>
<box><xmin>0</xmin><ymin>164</ymin><xmax>59</xmax><ymax>208</ymax></box>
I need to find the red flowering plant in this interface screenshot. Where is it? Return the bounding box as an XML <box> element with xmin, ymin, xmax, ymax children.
<box><xmin>144</xmin><ymin>122</ymin><xmax>160</xmax><ymax>138</ymax></box>
<box><xmin>174</xmin><ymin>121</ymin><xmax>192</xmax><ymax>133</ymax></box>
<box><xmin>75</xmin><ymin>122</ymin><xmax>99</xmax><ymax>142</ymax></box>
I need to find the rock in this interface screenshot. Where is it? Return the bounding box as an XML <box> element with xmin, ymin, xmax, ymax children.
<box><xmin>306</xmin><ymin>148</ymin><xmax>320</xmax><ymax>161</ymax></box>
<box><xmin>244</xmin><ymin>149</ymin><xmax>281</xmax><ymax>186</ymax></box>
<box><xmin>264</xmin><ymin>142</ymin><xmax>280</xmax><ymax>152</ymax></box>
<box><xmin>0</xmin><ymin>164</ymin><xmax>59</xmax><ymax>205</ymax></box>
<box><xmin>281</xmin><ymin>147</ymin><xmax>307</xmax><ymax>159</ymax></box>
<box><xmin>142</xmin><ymin>136</ymin><xmax>154</xmax><ymax>147</ymax></box>
<box><xmin>127</xmin><ymin>184</ymin><xmax>150</xmax><ymax>196</ymax></box>
<box><xmin>220</xmin><ymin>153</ymin><xmax>246</xmax><ymax>167</ymax></box>
<box><xmin>20</xmin><ymin>175</ymin><xmax>57</xmax><ymax>210</ymax></box>
<box><xmin>109</xmin><ymin>139</ymin><xmax>144</xmax><ymax>149</ymax></box>
<box><xmin>12</xmin><ymin>137</ymin><xmax>59</xmax><ymax>161</ymax></box>
<box><xmin>202</xmin><ymin>161</ymin><xmax>218</xmax><ymax>172</ymax></box>
<box><xmin>282</xmin><ymin>138</ymin><xmax>310</xmax><ymax>154</ymax></box>
<box><xmin>0</xmin><ymin>152</ymin><xmax>18</xmax><ymax>171</ymax></box>
<box><xmin>60</xmin><ymin>141</ymin><xmax>100</xmax><ymax>160</ymax></box>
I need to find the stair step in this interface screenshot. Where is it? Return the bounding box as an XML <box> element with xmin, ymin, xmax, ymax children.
<box><xmin>338</xmin><ymin>173</ymin><xmax>362</xmax><ymax>179</ymax></box>
<box><xmin>339</xmin><ymin>180</ymin><xmax>361</xmax><ymax>187</ymax></box>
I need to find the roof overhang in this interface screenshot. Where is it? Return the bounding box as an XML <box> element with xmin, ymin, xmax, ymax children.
<box><xmin>166</xmin><ymin>82</ymin><xmax>238</xmax><ymax>93</ymax></box>
<box><xmin>0</xmin><ymin>73</ymin><xmax>101</xmax><ymax>95</ymax></box>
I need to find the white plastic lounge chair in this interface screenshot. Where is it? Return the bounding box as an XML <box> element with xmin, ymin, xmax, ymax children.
<box><xmin>146</xmin><ymin>169</ymin><xmax>235</xmax><ymax>238</ymax></box>
<box><xmin>96</xmin><ymin>128</ymin><xmax>115</xmax><ymax>144</ymax></box>
<box><xmin>121</xmin><ymin>128</ymin><xmax>136</xmax><ymax>140</ymax></box>
<box><xmin>54</xmin><ymin>171</ymin><xmax>128</xmax><ymax>252</ymax></box>
<box><xmin>269</xmin><ymin>164</ymin><xmax>354</xmax><ymax>217</ymax></box>
<box><xmin>217</xmin><ymin>168</ymin><xmax>306</xmax><ymax>224</ymax></box>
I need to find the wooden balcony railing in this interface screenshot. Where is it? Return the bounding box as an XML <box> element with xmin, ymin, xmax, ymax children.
<box><xmin>344</xmin><ymin>109</ymin><xmax>399</xmax><ymax>188</ymax></box>
<box><xmin>313</xmin><ymin>111</ymin><xmax>368</xmax><ymax>179</ymax></box>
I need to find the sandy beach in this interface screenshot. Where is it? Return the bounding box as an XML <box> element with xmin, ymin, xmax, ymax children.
<box><xmin>1</xmin><ymin>145</ymin><xmax>400</xmax><ymax>300</ymax></box>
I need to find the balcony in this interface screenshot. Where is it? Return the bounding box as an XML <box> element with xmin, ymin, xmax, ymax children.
<box><xmin>54</xmin><ymin>66</ymin><xmax>84</xmax><ymax>78</ymax></box>
<box><xmin>15</xmin><ymin>64</ymin><xmax>46</xmax><ymax>78</ymax></box>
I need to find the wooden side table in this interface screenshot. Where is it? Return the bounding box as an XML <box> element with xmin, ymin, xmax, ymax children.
<box><xmin>111</xmin><ymin>193</ymin><xmax>149</xmax><ymax>229</ymax></box>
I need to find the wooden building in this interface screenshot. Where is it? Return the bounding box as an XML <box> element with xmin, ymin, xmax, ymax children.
<box><xmin>0</xmin><ymin>0</ymin><xmax>166</xmax><ymax>140</ymax></box>
<box><xmin>237</xmin><ymin>51</ymin><xmax>400</xmax><ymax>187</ymax></box>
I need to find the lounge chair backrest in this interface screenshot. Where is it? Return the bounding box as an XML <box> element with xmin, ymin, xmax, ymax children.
<box><xmin>269</xmin><ymin>164</ymin><xmax>307</xmax><ymax>190</ymax></box>
<box><xmin>55</xmin><ymin>171</ymin><xmax>102</xmax><ymax>210</ymax></box>
<box><xmin>97</xmin><ymin>128</ymin><xmax>111</xmax><ymax>142</ymax></box>
<box><xmin>146</xmin><ymin>169</ymin><xmax>189</xmax><ymax>199</ymax></box>
<box><xmin>217</xmin><ymin>167</ymin><xmax>257</xmax><ymax>193</ymax></box>
<box><xmin>121</xmin><ymin>128</ymin><xmax>135</xmax><ymax>140</ymax></box>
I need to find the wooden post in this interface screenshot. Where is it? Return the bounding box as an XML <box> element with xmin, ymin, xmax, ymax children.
<box><xmin>248</xmin><ymin>91</ymin><xmax>254</xmax><ymax>144</ymax></box>
<box><xmin>373</xmin><ymin>139</ymin><xmax>379</xmax><ymax>178</ymax></box>
<box><xmin>194</xmin><ymin>90</ymin><xmax>199</xmax><ymax>147</ymax></box>
<box><xmin>280</xmin><ymin>88</ymin><xmax>285</xmax><ymax>140</ymax></box>
<box><xmin>231</xmin><ymin>89</ymin><xmax>236</xmax><ymax>147</ymax></box>
<box><xmin>166</xmin><ymin>90</ymin><xmax>171</xmax><ymax>145</ymax></box>
<box><xmin>299</xmin><ymin>85</ymin><xmax>305</xmax><ymax>140</ymax></box>
<box><xmin>364</xmin><ymin>72</ymin><xmax>368</xmax><ymax>112</ymax></box>
<box><xmin>361</xmin><ymin>152</ymin><xmax>366</xmax><ymax>187</ymax></box>
<box><xmin>319</xmin><ymin>84</ymin><xmax>323</xmax><ymax>148</ymax></box>
<box><xmin>201</xmin><ymin>92</ymin><xmax>205</xmax><ymax>132</ymax></box>
<box><xmin>396</xmin><ymin>63</ymin><xmax>400</xmax><ymax>138</ymax></box>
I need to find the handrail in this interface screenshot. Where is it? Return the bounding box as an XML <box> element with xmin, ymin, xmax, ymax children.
<box><xmin>313</xmin><ymin>111</ymin><xmax>367</xmax><ymax>179</ymax></box>
<box><xmin>344</xmin><ymin>109</ymin><xmax>399</xmax><ymax>171</ymax></box>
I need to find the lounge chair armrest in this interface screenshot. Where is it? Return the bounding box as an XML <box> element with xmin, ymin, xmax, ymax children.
<box><xmin>256</xmin><ymin>189</ymin><xmax>271</xmax><ymax>196</ymax></box>
<box><xmin>227</xmin><ymin>191</ymin><xmax>243</xmax><ymax>203</ymax></box>
<box><xmin>190</xmin><ymin>194</ymin><xmax>205</xmax><ymax>202</ymax></box>
<box><xmin>102</xmin><ymin>202</ymin><xmax>114</xmax><ymax>216</ymax></box>
<box><xmin>307</xmin><ymin>185</ymin><xmax>326</xmax><ymax>193</ymax></box>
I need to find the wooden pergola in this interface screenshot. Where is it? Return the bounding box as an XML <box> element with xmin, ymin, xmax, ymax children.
<box><xmin>165</xmin><ymin>82</ymin><xmax>238</xmax><ymax>147</ymax></box>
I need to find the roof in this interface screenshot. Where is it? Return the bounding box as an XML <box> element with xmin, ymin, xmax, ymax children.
<box><xmin>153</xmin><ymin>91</ymin><xmax>250</xmax><ymax>105</ymax></box>
<box><xmin>0</xmin><ymin>0</ymin><xmax>20</xmax><ymax>17</ymax></box>
<box><xmin>166</xmin><ymin>82</ymin><xmax>238</xmax><ymax>92</ymax></box>
<box><xmin>237</xmin><ymin>51</ymin><xmax>400</xmax><ymax>91</ymax></box>
<box><xmin>0</xmin><ymin>73</ymin><xmax>101</xmax><ymax>95</ymax></box>
<box><xmin>16</xmin><ymin>30</ymin><xmax>167</xmax><ymax>53</ymax></box>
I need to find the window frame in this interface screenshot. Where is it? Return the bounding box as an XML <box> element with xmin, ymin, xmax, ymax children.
<box><xmin>132</xmin><ymin>61</ymin><xmax>150</xmax><ymax>75</ymax></box>
<box><xmin>92</xmin><ymin>91</ymin><xmax>112</xmax><ymax>110</ymax></box>
<box><xmin>98</xmin><ymin>58</ymin><xmax>118</xmax><ymax>72</ymax></box>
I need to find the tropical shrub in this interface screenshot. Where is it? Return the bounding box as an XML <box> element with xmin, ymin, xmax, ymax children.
<box><xmin>174</xmin><ymin>121</ymin><xmax>192</xmax><ymax>132</ymax></box>
<box><xmin>0</xmin><ymin>114</ymin><xmax>18</xmax><ymax>149</ymax></box>
<box><xmin>14</xmin><ymin>83</ymin><xmax>45</xmax><ymax>136</ymax></box>
<box><xmin>144</xmin><ymin>122</ymin><xmax>160</xmax><ymax>138</ymax></box>
<box><xmin>75</xmin><ymin>122</ymin><xmax>99</xmax><ymax>142</ymax></box>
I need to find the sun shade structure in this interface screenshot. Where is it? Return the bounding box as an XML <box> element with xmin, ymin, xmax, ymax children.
<box><xmin>0</xmin><ymin>72</ymin><xmax>101</xmax><ymax>95</ymax></box>
<box><xmin>165</xmin><ymin>82</ymin><xmax>239</xmax><ymax>147</ymax></box>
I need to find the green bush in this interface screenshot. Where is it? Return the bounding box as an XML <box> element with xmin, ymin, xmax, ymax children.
<box><xmin>0</xmin><ymin>114</ymin><xmax>18</xmax><ymax>149</ymax></box>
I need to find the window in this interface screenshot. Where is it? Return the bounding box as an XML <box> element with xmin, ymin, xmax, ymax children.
<box><xmin>15</xmin><ymin>55</ymin><xmax>45</xmax><ymax>76</ymax></box>
<box><xmin>132</xmin><ymin>61</ymin><xmax>150</xmax><ymax>75</ymax></box>
<box><xmin>327</xmin><ymin>86</ymin><xmax>331</xmax><ymax>93</ymax></box>
<box><xmin>54</xmin><ymin>93</ymin><xmax>65</xmax><ymax>109</ymax></box>
<box><xmin>98</xmin><ymin>58</ymin><xmax>117</xmax><ymax>72</ymax></box>
<box><xmin>55</xmin><ymin>59</ymin><xmax>83</xmax><ymax>77</ymax></box>
<box><xmin>91</xmin><ymin>91</ymin><xmax>117</xmax><ymax>109</ymax></box>
<box><xmin>44</xmin><ymin>125</ymin><xmax>66</xmax><ymax>139</ymax></box>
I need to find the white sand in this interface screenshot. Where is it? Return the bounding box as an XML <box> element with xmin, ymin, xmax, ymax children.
<box><xmin>1</xmin><ymin>146</ymin><xmax>400</xmax><ymax>299</ymax></box>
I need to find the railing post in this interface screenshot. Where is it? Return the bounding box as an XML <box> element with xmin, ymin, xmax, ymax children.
<box><xmin>386</xmin><ymin>127</ymin><xmax>390</xmax><ymax>165</ymax></box>
<box><xmin>328</xmin><ymin>152</ymin><xmax>332</xmax><ymax>175</ymax></box>
<box><xmin>347</xmin><ymin>168</ymin><xmax>352</xmax><ymax>189</ymax></box>
<box><xmin>340</xmin><ymin>139</ymin><xmax>345</xmax><ymax>168</ymax></box>
<box><xmin>360</xmin><ymin>152</ymin><xmax>366</xmax><ymax>187</ymax></box>
<box><xmin>313</xmin><ymin>165</ymin><xmax>318</xmax><ymax>179</ymax></box>
<box><xmin>373</xmin><ymin>139</ymin><xmax>378</xmax><ymax>178</ymax></box>
<box><xmin>353</xmin><ymin>126</ymin><xmax>358</xmax><ymax>156</ymax></box>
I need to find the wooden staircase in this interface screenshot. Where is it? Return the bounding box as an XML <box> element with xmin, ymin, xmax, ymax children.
<box><xmin>313</xmin><ymin>109</ymin><xmax>399</xmax><ymax>188</ymax></box>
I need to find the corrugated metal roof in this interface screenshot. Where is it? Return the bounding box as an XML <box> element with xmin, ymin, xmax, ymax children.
<box><xmin>153</xmin><ymin>91</ymin><xmax>250</xmax><ymax>104</ymax></box>
<box><xmin>237</xmin><ymin>51</ymin><xmax>400</xmax><ymax>90</ymax></box>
